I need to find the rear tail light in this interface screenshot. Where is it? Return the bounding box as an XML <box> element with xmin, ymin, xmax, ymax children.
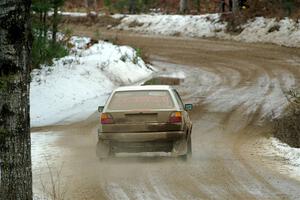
<box><xmin>169</xmin><ymin>112</ymin><xmax>182</xmax><ymax>123</ymax></box>
<box><xmin>101</xmin><ymin>113</ymin><xmax>114</xmax><ymax>124</ymax></box>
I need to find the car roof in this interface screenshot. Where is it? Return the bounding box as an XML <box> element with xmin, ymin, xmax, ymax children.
<box><xmin>114</xmin><ymin>85</ymin><xmax>174</xmax><ymax>92</ymax></box>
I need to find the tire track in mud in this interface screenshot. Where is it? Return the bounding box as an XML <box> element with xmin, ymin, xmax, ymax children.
<box><xmin>231</xmin><ymin>123</ymin><xmax>300</xmax><ymax>200</ymax></box>
<box><xmin>184</xmin><ymin>113</ymin><xmax>262</xmax><ymax>199</ymax></box>
<box><xmin>218</xmin><ymin>108</ymin><xmax>283</xmax><ymax>199</ymax></box>
<box><xmin>146</xmin><ymin>36</ymin><xmax>300</xmax><ymax>199</ymax></box>
<box><xmin>224</xmin><ymin>64</ymin><xmax>300</xmax><ymax>199</ymax></box>
<box><xmin>207</xmin><ymin>59</ymin><xmax>299</xmax><ymax>198</ymax></box>
<box><xmin>192</xmin><ymin>106</ymin><xmax>288</xmax><ymax>199</ymax></box>
<box><xmin>152</xmin><ymin>57</ymin><xmax>273</xmax><ymax>119</ymax></box>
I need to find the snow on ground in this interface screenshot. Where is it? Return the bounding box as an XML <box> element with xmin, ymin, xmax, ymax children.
<box><xmin>115</xmin><ymin>14</ymin><xmax>226</xmax><ymax>38</ymax></box>
<box><xmin>160</xmin><ymin>71</ymin><xmax>186</xmax><ymax>79</ymax></box>
<box><xmin>230</xmin><ymin>17</ymin><xmax>300</xmax><ymax>47</ymax></box>
<box><xmin>115</xmin><ymin>14</ymin><xmax>300</xmax><ymax>48</ymax></box>
<box><xmin>271</xmin><ymin>138</ymin><xmax>300</xmax><ymax>167</ymax></box>
<box><xmin>30</xmin><ymin>37</ymin><xmax>153</xmax><ymax>127</ymax></box>
<box><xmin>48</xmin><ymin>11</ymin><xmax>104</xmax><ymax>17</ymax></box>
<box><xmin>258</xmin><ymin>137</ymin><xmax>300</xmax><ymax>180</ymax></box>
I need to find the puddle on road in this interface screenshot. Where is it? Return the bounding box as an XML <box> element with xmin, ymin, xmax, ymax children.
<box><xmin>143</xmin><ymin>76</ymin><xmax>184</xmax><ymax>86</ymax></box>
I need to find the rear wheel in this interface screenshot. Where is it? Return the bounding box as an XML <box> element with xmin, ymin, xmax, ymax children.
<box><xmin>187</xmin><ymin>134</ymin><xmax>192</xmax><ymax>155</ymax></box>
<box><xmin>178</xmin><ymin>134</ymin><xmax>192</xmax><ymax>161</ymax></box>
<box><xmin>96</xmin><ymin>140</ymin><xmax>113</xmax><ymax>160</ymax></box>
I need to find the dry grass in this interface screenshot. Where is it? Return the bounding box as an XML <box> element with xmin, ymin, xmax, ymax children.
<box><xmin>128</xmin><ymin>20</ymin><xmax>144</xmax><ymax>28</ymax></box>
<box><xmin>241</xmin><ymin>0</ymin><xmax>300</xmax><ymax>19</ymax></box>
<box><xmin>37</xmin><ymin>157</ymin><xmax>67</xmax><ymax>200</ymax></box>
<box><xmin>221</xmin><ymin>13</ymin><xmax>246</xmax><ymax>34</ymax></box>
<box><xmin>273</xmin><ymin>90</ymin><xmax>300</xmax><ymax>148</ymax></box>
<box><xmin>221</xmin><ymin>0</ymin><xmax>300</xmax><ymax>33</ymax></box>
<box><xmin>61</xmin><ymin>15</ymin><xmax>121</xmax><ymax>28</ymax></box>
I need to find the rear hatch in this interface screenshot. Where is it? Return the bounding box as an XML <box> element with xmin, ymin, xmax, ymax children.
<box><xmin>100</xmin><ymin>90</ymin><xmax>182</xmax><ymax>132</ymax></box>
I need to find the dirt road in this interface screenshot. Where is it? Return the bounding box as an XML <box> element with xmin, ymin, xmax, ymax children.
<box><xmin>31</xmin><ymin>29</ymin><xmax>300</xmax><ymax>199</ymax></box>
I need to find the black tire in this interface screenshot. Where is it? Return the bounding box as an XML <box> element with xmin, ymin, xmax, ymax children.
<box><xmin>179</xmin><ymin>154</ymin><xmax>188</xmax><ymax>161</ymax></box>
<box><xmin>178</xmin><ymin>135</ymin><xmax>192</xmax><ymax>161</ymax></box>
<box><xmin>96</xmin><ymin>140</ymin><xmax>112</xmax><ymax>160</ymax></box>
<box><xmin>187</xmin><ymin>134</ymin><xmax>192</xmax><ymax>156</ymax></box>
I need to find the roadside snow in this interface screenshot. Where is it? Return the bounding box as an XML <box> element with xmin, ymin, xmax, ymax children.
<box><xmin>48</xmin><ymin>11</ymin><xmax>104</xmax><ymax>17</ymax></box>
<box><xmin>271</xmin><ymin>138</ymin><xmax>300</xmax><ymax>167</ymax></box>
<box><xmin>160</xmin><ymin>71</ymin><xmax>186</xmax><ymax>79</ymax></box>
<box><xmin>115</xmin><ymin>14</ymin><xmax>300</xmax><ymax>48</ymax></box>
<box><xmin>228</xmin><ymin>17</ymin><xmax>300</xmax><ymax>47</ymax></box>
<box><xmin>116</xmin><ymin>14</ymin><xmax>226</xmax><ymax>38</ymax></box>
<box><xmin>260</xmin><ymin>137</ymin><xmax>300</xmax><ymax>180</ymax></box>
<box><xmin>30</xmin><ymin>37</ymin><xmax>153</xmax><ymax>127</ymax></box>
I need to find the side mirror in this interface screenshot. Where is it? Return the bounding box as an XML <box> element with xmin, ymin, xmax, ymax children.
<box><xmin>184</xmin><ymin>104</ymin><xmax>193</xmax><ymax>111</ymax></box>
<box><xmin>98</xmin><ymin>106</ymin><xmax>104</xmax><ymax>113</ymax></box>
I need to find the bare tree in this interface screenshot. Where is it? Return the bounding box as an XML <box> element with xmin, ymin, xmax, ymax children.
<box><xmin>85</xmin><ymin>0</ymin><xmax>97</xmax><ymax>14</ymax></box>
<box><xmin>232</xmin><ymin>0</ymin><xmax>238</xmax><ymax>13</ymax></box>
<box><xmin>0</xmin><ymin>0</ymin><xmax>32</xmax><ymax>199</ymax></box>
<box><xmin>180</xmin><ymin>0</ymin><xmax>189</xmax><ymax>13</ymax></box>
<box><xmin>129</xmin><ymin>0</ymin><xmax>137</xmax><ymax>14</ymax></box>
<box><xmin>195</xmin><ymin>0</ymin><xmax>201</xmax><ymax>13</ymax></box>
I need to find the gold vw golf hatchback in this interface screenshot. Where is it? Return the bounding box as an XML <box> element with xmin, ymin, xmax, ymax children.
<box><xmin>97</xmin><ymin>85</ymin><xmax>193</xmax><ymax>159</ymax></box>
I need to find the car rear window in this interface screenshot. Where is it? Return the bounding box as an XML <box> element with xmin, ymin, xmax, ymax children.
<box><xmin>107</xmin><ymin>90</ymin><xmax>174</xmax><ymax>110</ymax></box>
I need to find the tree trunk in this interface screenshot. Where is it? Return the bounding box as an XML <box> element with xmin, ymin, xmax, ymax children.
<box><xmin>220</xmin><ymin>0</ymin><xmax>225</xmax><ymax>12</ymax></box>
<box><xmin>43</xmin><ymin>10</ymin><xmax>47</xmax><ymax>39</ymax></box>
<box><xmin>39</xmin><ymin>12</ymin><xmax>43</xmax><ymax>37</ymax></box>
<box><xmin>52</xmin><ymin>5</ymin><xmax>58</xmax><ymax>43</ymax></box>
<box><xmin>196</xmin><ymin>0</ymin><xmax>201</xmax><ymax>13</ymax></box>
<box><xmin>232</xmin><ymin>0</ymin><xmax>238</xmax><ymax>14</ymax></box>
<box><xmin>180</xmin><ymin>0</ymin><xmax>188</xmax><ymax>13</ymax></box>
<box><xmin>86</xmin><ymin>0</ymin><xmax>96</xmax><ymax>13</ymax></box>
<box><xmin>0</xmin><ymin>1</ymin><xmax>32</xmax><ymax>200</ymax></box>
<box><xmin>129</xmin><ymin>0</ymin><xmax>136</xmax><ymax>14</ymax></box>
<box><xmin>85</xmin><ymin>0</ymin><xmax>90</xmax><ymax>13</ymax></box>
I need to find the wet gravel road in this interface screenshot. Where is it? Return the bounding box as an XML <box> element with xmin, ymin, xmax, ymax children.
<box><xmin>31</xmin><ymin>31</ymin><xmax>300</xmax><ymax>200</ymax></box>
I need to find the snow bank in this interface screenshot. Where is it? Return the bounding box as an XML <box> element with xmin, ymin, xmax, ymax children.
<box><xmin>48</xmin><ymin>11</ymin><xmax>104</xmax><ymax>17</ymax></box>
<box><xmin>116</xmin><ymin>14</ymin><xmax>226</xmax><ymax>38</ymax></box>
<box><xmin>271</xmin><ymin>138</ymin><xmax>300</xmax><ymax>167</ymax></box>
<box><xmin>30</xmin><ymin>37</ymin><xmax>153</xmax><ymax>127</ymax></box>
<box><xmin>260</xmin><ymin>137</ymin><xmax>300</xmax><ymax>179</ymax></box>
<box><xmin>229</xmin><ymin>17</ymin><xmax>300</xmax><ymax>47</ymax></box>
<box><xmin>115</xmin><ymin>14</ymin><xmax>300</xmax><ymax>48</ymax></box>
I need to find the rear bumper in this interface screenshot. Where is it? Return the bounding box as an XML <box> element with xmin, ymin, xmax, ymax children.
<box><xmin>98</xmin><ymin>130</ymin><xmax>185</xmax><ymax>142</ymax></box>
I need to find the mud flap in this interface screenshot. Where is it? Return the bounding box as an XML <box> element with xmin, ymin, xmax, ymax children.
<box><xmin>171</xmin><ymin>139</ymin><xmax>188</xmax><ymax>156</ymax></box>
<box><xmin>96</xmin><ymin>140</ymin><xmax>111</xmax><ymax>159</ymax></box>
